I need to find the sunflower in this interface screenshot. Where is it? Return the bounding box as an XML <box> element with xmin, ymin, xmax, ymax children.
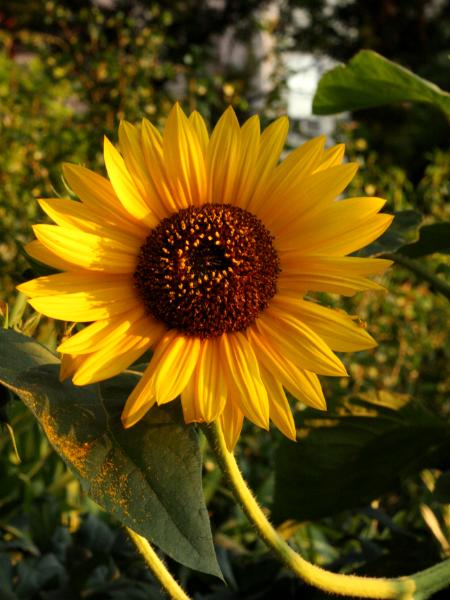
<box><xmin>18</xmin><ymin>104</ymin><xmax>393</xmax><ymax>449</ymax></box>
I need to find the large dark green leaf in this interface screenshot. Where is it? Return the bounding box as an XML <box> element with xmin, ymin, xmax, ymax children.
<box><xmin>272</xmin><ymin>393</ymin><xmax>450</xmax><ymax>523</ymax></box>
<box><xmin>0</xmin><ymin>329</ymin><xmax>221</xmax><ymax>578</ymax></box>
<box><xmin>398</xmin><ymin>222</ymin><xmax>450</xmax><ymax>258</ymax></box>
<box><xmin>313</xmin><ymin>50</ymin><xmax>450</xmax><ymax>116</ymax></box>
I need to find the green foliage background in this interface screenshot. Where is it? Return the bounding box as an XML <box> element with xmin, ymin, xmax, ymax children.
<box><xmin>0</xmin><ymin>1</ymin><xmax>449</xmax><ymax>598</ymax></box>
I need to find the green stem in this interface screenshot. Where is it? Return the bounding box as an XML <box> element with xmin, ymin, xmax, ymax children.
<box><xmin>382</xmin><ymin>252</ymin><xmax>450</xmax><ymax>300</ymax></box>
<box><xmin>202</xmin><ymin>421</ymin><xmax>450</xmax><ymax>599</ymax></box>
<box><xmin>126</xmin><ymin>527</ymin><xmax>191</xmax><ymax>600</ymax></box>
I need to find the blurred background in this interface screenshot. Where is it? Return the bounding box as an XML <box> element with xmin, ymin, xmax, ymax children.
<box><xmin>0</xmin><ymin>1</ymin><xmax>449</xmax><ymax>598</ymax></box>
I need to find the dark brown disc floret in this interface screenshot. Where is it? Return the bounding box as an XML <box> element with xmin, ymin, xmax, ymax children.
<box><xmin>133</xmin><ymin>203</ymin><xmax>280</xmax><ymax>338</ymax></box>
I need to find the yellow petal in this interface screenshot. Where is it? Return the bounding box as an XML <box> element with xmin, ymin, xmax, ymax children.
<box><xmin>57</xmin><ymin>305</ymin><xmax>145</xmax><ymax>354</ymax></box>
<box><xmin>256</xmin><ymin>309</ymin><xmax>347</xmax><ymax>377</ymax></box>
<box><xmin>220</xmin><ymin>332</ymin><xmax>269</xmax><ymax>429</ymax></box>
<box><xmin>26</xmin><ymin>279</ymin><xmax>138</xmax><ymax>322</ymax></box>
<box><xmin>72</xmin><ymin>314</ymin><xmax>163</xmax><ymax>385</ymax></box>
<box><xmin>18</xmin><ymin>271</ymin><xmax>131</xmax><ymax>298</ymax></box>
<box><xmin>233</xmin><ymin>115</ymin><xmax>260</xmax><ymax>207</ymax></box>
<box><xmin>314</xmin><ymin>143</ymin><xmax>345</xmax><ymax>171</ymax></box>
<box><xmin>273</xmin><ymin>296</ymin><xmax>377</xmax><ymax>352</ymax></box>
<box><xmin>313</xmin><ymin>213</ymin><xmax>394</xmax><ymax>256</ymax></box>
<box><xmin>163</xmin><ymin>104</ymin><xmax>207</xmax><ymax>206</ymax></box>
<box><xmin>141</xmin><ymin>118</ymin><xmax>179</xmax><ymax>214</ymax></box>
<box><xmin>147</xmin><ymin>331</ymin><xmax>201</xmax><ymax>405</ymax></box>
<box><xmin>63</xmin><ymin>163</ymin><xmax>147</xmax><ymax>236</ymax></box>
<box><xmin>259</xmin><ymin>366</ymin><xmax>296</xmax><ymax>441</ymax></box>
<box><xmin>104</xmin><ymin>136</ymin><xmax>158</xmax><ymax>228</ymax></box>
<box><xmin>265</xmin><ymin>163</ymin><xmax>359</xmax><ymax>232</ymax></box>
<box><xmin>276</xmin><ymin>196</ymin><xmax>389</xmax><ymax>253</ymax></box>
<box><xmin>220</xmin><ymin>400</ymin><xmax>244</xmax><ymax>451</ymax></box>
<box><xmin>188</xmin><ymin>110</ymin><xmax>209</xmax><ymax>156</ymax></box>
<box><xmin>33</xmin><ymin>225</ymin><xmax>139</xmax><ymax>273</ymax></box>
<box><xmin>253</xmin><ymin>135</ymin><xmax>325</xmax><ymax>216</ymax></box>
<box><xmin>180</xmin><ymin>374</ymin><xmax>198</xmax><ymax>423</ymax></box>
<box><xmin>247</xmin><ymin>325</ymin><xmax>326</xmax><ymax>410</ymax></box>
<box><xmin>281</xmin><ymin>254</ymin><xmax>391</xmax><ymax>276</ymax></box>
<box><xmin>182</xmin><ymin>338</ymin><xmax>226</xmax><ymax>423</ymax></box>
<box><xmin>279</xmin><ymin>273</ymin><xmax>384</xmax><ymax>297</ymax></box>
<box><xmin>206</xmin><ymin>106</ymin><xmax>241</xmax><ymax>204</ymax></box>
<box><xmin>246</xmin><ymin>116</ymin><xmax>289</xmax><ymax>213</ymax></box>
<box><xmin>194</xmin><ymin>338</ymin><xmax>227</xmax><ymax>422</ymax></box>
<box><xmin>38</xmin><ymin>198</ymin><xmax>147</xmax><ymax>244</ymax></box>
<box><xmin>38</xmin><ymin>197</ymin><xmax>99</xmax><ymax>233</ymax></box>
<box><xmin>292</xmin><ymin>369</ymin><xmax>327</xmax><ymax>410</ymax></box>
<box><xmin>24</xmin><ymin>240</ymin><xmax>78</xmax><ymax>272</ymax></box>
<box><xmin>60</xmin><ymin>353</ymin><xmax>84</xmax><ymax>382</ymax></box>
<box><xmin>119</xmin><ymin>120</ymin><xmax>169</xmax><ymax>220</ymax></box>
<box><xmin>279</xmin><ymin>255</ymin><xmax>392</xmax><ymax>296</ymax></box>
<box><xmin>72</xmin><ymin>340</ymin><xmax>148</xmax><ymax>385</ymax></box>
<box><xmin>121</xmin><ymin>361</ymin><xmax>158</xmax><ymax>428</ymax></box>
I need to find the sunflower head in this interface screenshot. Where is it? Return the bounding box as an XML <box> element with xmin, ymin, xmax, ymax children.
<box><xmin>18</xmin><ymin>104</ymin><xmax>393</xmax><ymax>450</ymax></box>
<box><xmin>133</xmin><ymin>203</ymin><xmax>280</xmax><ymax>338</ymax></box>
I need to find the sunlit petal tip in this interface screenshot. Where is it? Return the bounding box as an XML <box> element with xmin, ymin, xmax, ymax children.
<box><xmin>168</xmin><ymin>101</ymin><xmax>186</xmax><ymax>120</ymax></box>
<box><xmin>270</xmin><ymin>115</ymin><xmax>289</xmax><ymax>135</ymax></box>
<box><xmin>315</xmin><ymin>397</ymin><xmax>328</xmax><ymax>411</ymax></box>
<box><xmin>241</xmin><ymin>113</ymin><xmax>260</xmax><ymax>130</ymax></box>
<box><xmin>220</xmin><ymin>400</ymin><xmax>244</xmax><ymax>451</ymax></box>
<box><xmin>118</xmin><ymin>119</ymin><xmax>135</xmax><ymax>138</ymax></box>
<box><xmin>259</xmin><ymin>116</ymin><xmax>290</xmax><ymax>150</ymax></box>
<box><xmin>121</xmin><ymin>413</ymin><xmax>134</xmax><ymax>429</ymax></box>
<box><xmin>379</xmin><ymin>258</ymin><xmax>394</xmax><ymax>269</ymax></box>
<box><xmin>121</xmin><ymin>410</ymin><xmax>140</xmax><ymax>429</ymax></box>
<box><xmin>61</xmin><ymin>161</ymin><xmax>76</xmax><ymax>180</ymax></box>
<box><xmin>103</xmin><ymin>136</ymin><xmax>116</xmax><ymax>159</ymax></box>
<box><xmin>121</xmin><ymin>397</ymin><xmax>156</xmax><ymax>429</ymax></box>
<box><xmin>349</xmin><ymin>161</ymin><xmax>359</xmax><ymax>175</ymax></box>
<box><xmin>274</xmin><ymin>114</ymin><xmax>289</xmax><ymax>127</ymax></box>
<box><xmin>16</xmin><ymin>281</ymin><xmax>33</xmax><ymax>296</ymax></box>
<box><xmin>321</xmin><ymin>142</ymin><xmax>346</xmax><ymax>163</ymax></box>
<box><xmin>59</xmin><ymin>353</ymin><xmax>83</xmax><ymax>382</ymax></box>
<box><xmin>71</xmin><ymin>372</ymin><xmax>89</xmax><ymax>386</ymax></box>
<box><xmin>221</xmin><ymin>104</ymin><xmax>239</xmax><ymax>126</ymax></box>
<box><xmin>188</xmin><ymin>111</ymin><xmax>210</xmax><ymax>154</ymax></box>
<box><xmin>188</xmin><ymin>110</ymin><xmax>208</xmax><ymax>128</ymax></box>
<box><xmin>279</xmin><ymin>419</ymin><xmax>297</xmax><ymax>442</ymax></box>
<box><xmin>363</xmin><ymin>337</ymin><xmax>378</xmax><ymax>350</ymax></box>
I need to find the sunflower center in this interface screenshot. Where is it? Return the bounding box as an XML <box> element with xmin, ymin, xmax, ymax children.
<box><xmin>134</xmin><ymin>203</ymin><xmax>280</xmax><ymax>338</ymax></box>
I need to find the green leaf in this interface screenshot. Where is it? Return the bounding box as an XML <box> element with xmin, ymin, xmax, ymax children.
<box><xmin>356</xmin><ymin>210</ymin><xmax>422</xmax><ymax>257</ymax></box>
<box><xmin>398</xmin><ymin>222</ymin><xmax>450</xmax><ymax>258</ymax></box>
<box><xmin>313</xmin><ymin>50</ymin><xmax>450</xmax><ymax>117</ymax></box>
<box><xmin>0</xmin><ymin>329</ymin><xmax>221</xmax><ymax>578</ymax></box>
<box><xmin>272</xmin><ymin>394</ymin><xmax>450</xmax><ymax>523</ymax></box>
<box><xmin>0</xmin><ymin>328</ymin><xmax>60</xmax><ymax>381</ymax></box>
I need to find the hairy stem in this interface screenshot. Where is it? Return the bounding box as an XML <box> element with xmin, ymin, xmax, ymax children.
<box><xmin>126</xmin><ymin>527</ymin><xmax>191</xmax><ymax>600</ymax></box>
<box><xmin>203</xmin><ymin>421</ymin><xmax>450</xmax><ymax>599</ymax></box>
